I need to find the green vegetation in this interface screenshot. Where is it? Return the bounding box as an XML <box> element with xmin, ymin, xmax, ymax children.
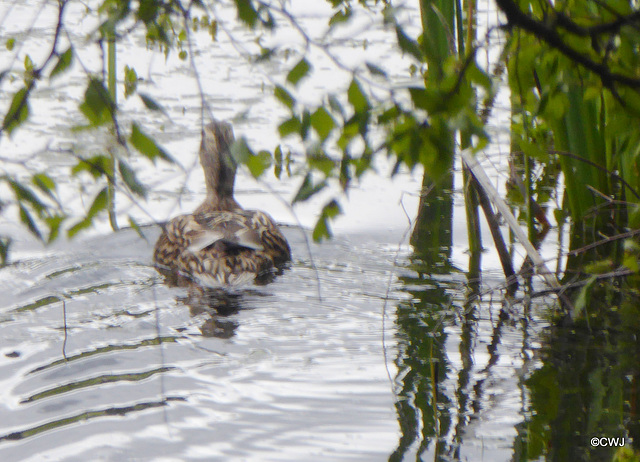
<box><xmin>3</xmin><ymin>2</ymin><xmax>640</xmax><ymax>458</ymax></box>
<box><xmin>2</xmin><ymin>0</ymin><xmax>640</xmax><ymax>315</ymax></box>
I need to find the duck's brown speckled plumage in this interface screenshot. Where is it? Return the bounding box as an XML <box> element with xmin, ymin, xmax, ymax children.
<box><xmin>153</xmin><ymin>121</ymin><xmax>291</xmax><ymax>287</ymax></box>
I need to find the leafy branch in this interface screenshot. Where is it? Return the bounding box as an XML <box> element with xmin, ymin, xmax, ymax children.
<box><xmin>1</xmin><ymin>0</ymin><xmax>69</xmax><ymax>137</ymax></box>
<box><xmin>496</xmin><ymin>0</ymin><xmax>640</xmax><ymax>91</ymax></box>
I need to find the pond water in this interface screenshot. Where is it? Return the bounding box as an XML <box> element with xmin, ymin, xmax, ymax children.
<box><xmin>1</xmin><ymin>0</ymin><xmax>636</xmax><ymax>461</ymax></box>
<box><xmin>0</xmin><ymin>225</ymin><xmax>408</xmax><ymax>461</ymax></box>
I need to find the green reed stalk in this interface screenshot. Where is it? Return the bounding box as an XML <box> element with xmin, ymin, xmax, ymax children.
<box><xmin>106</xmin><ymin>25</ymin><xmax>118</xmax><ymax>231</ymax></box>
<box><xmin>411</xmin><ymin>0</ymin><xmax>457</xmax><ymax>261</ymax></box>
<box><xmin>459</xmin><ymin>0</ymin><xmax>482</xmax><ymax>276</ymax></box>
<box><xmin>552</xmin><ymin>82</ymin><xmax>608</xmax><ymax>230</ymax></box>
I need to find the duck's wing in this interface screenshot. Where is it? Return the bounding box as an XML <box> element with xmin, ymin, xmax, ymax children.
<box><xmin>153</xmin><ymin>214</ymin><xmax>197</xmax><ymax>269</ymax></box>
<box><xmin>246</xmin><ymin>210</ymin><xmax>291</xmax><ymax>263</ymax></box>
<box><xmin>192</xmin><ymin>210</ymin><xmax>290</xmax><ymax>262</ymax></box>
<box><xmin>154</xmin><ymin>210</ymin><xmax>290</xmax><ymax>289</ymax></box>
<box><xmin>189</xmin><ymin>211</ymin><xmax>264</xmax><ymax>253</ymax></box>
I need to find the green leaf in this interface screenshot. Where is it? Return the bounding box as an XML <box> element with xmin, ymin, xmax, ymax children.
<box><xmin>310</xmin><ymin>107</ymin><xmax>336</xmax><ymax>141</ymax></box>
<box><xmin>312</xmin><ymin>199</ymin><xmax>341</xmax><ymax>241</ymax></box>
<box><xmin>339</xmin><ymin>150</ymin><xmax>352</xmax><ymax>189</ymax></box>
<box><xmin>2</xmin><ymin>87</ymin><xmax>30</xmax><ymax>136</ymax></box>
<box><xmin>68</xmin><ymin>188</ymin><xmax>109</xmax><ymax>238</ymax></box>
<box><xmin>88</xmin><ymin>187</ymin><xmax>109</xmax><ymax>219</ymax></box>
<box><xmin>137</xmin><ymin>0</ymin><xmax>159</xmax><ymax>23</ymax></box>
<box><xmin>292</xmin><ymin>173</ymin><xmax>327</xmax><ymax>204</ymax></box>
<box><xmin>348</xmin><ymin>79</ymin><xmax>369</xmax><ymax>112</ymax></box>
<box><xmin>301</xmin><ymin>109</ymin><xmax>311</xmax><ymax>140</ymax></box>
<box><xmin>246</xmin><ymin>150</ymin><xmax>272</xmax><ymax>178</ymax></box>
<box><xmin>68</xmin><ymin>218</ymin><xmax>92</xmax><ymax>238</ymax></box>
<box><xmin>353</xmin><ymin>151</ymin><xmax>372</xmax><ymax>178</ymax></box>
<box><xmin>79</xmin><ymin>78</ymin><xmax>114</xmax><ymax>127</ymax></box>
<box><xmin>71</xmin><ymin>155</ymin><xmax>113</xmax><ymax>179</ymax></box>
<box><xmin>230</xmin><ymin>136</ymin><xmax>253</xmax><ymax>164</ymax></box>
<box><xmin>124</xmin><ymin>65</ymin><xmax>137</xmax><ymax>98</ymax></box>
<box><xmin>32</xmin><ymin>173</ymin><xmax>57</xmax><ymax>201</ymax></box>
<box><xmin>6</xmin><ymin>38</ymin><xmax>15</xmax><ymax>51</ymax></box>
<box><xmin>24</xmin><ymin>54</ymin><xmax>34</xmax><ymax>79</ymax></box>
<box><xmin>467</xmin><ymin>61</ymin><xmax>492</xmax><ymax>91</ymax></box>
<box><xmin>328</xmin><ymin>94</ymin><xmax>345</xmax><ymax>118</ymax></box>
<box><xmin>138</xmin><ymin>93</ymin><xmax>166</xmax><ymax>114</ymax></box>
<box><xmin>235</xmin><ymin>0</ymin><xmax>258</xmax><ymax>28</ymax></box>
<box><xmin>128</xmin><ymin>216</ymin><xmax>146</xmax><ymax>240</ymax></box>
<box><xmin>366</xmin><ymin>62</ymin><xmax>387</xmax><ymax>77</ymax></box>
<box><xmin>409</xmin><ymin>87</ymin><xmax>432</xmax><ymax>111</ymax></box>
<box><xmin>209</xmin><ymin>19</ymin><xmax>218</xmax><ymax>40</ymax></box>
<box><xmin>518</xmin><ymin>136</ymin><xmax>550</xmax><ymax>162</ymax></box>
<box><xmin>130</xmin><ymin>123</ymin><xmax>174</xmax><ymax>163</ymax></box>
<box><xmin>395</xmin><ymin>24</ymin><xmax>422</xmax><ymax>62</ymax></box>
<box><xmin>8</xmin><ymin>180</ymin><xmax>46</xmax><ymax>214</ymax></box>
<box><xmin>329</xmin><ymin>7</ymin><xmax>352</xmax><ymax>27</ymax></box>
<box><xmin>278</xmin><ymin>116</ymin><xmax>302</xmax><ymax>138</ymax></box>
<box><xmin>286</xmin><ymin>58</ymin><xmax>311</xmax><ymax>86</ymax></box>
<box><xmin>230</xmin><ymin>138</ymin><xmax>272</xmax><ymax>178</ymax></box>
<box><xmin>307</xmin><ymin>148</ymin><xmax>336</xmax><ymax>175</ymax></box>
<box><xmin>0</xmin><ymin>236</ymin><xmax>11</xmax><ymax>266</ymax></box>
<box><xmin>623</xmin><ymin>253</ymin><xmax>640</xmax><ymax>273</ymax></box>
<box><xmin>312</xmin><ymin>216</ymin><xmax>329</xmax><ymax>242</ymax></box>
<box><xmin>32</xmin><ymin>173</ymin><xmax>55</xmax><ymax>192</ymax></box>
<box><xmin>323</xmin><ymin>199</ymin><xmax>341</xmax><ymax>219</ymax></box>
<box><xmin>19</xmin><ymin>204</ymin><xmax>42</xmax><ymax>241</ymax></box>
<box><xmin>378</xmin><ymin>105</ymin><xmax>400</xmax><ymax>124</ymax></box>
<box><xmin>255</xmin><ymin>46</ymin><xmax>275</xmax><ymax>62</ymax></box>
<box><xmin>337</xmin><ymin>121</ymin><xmax>359</xmax><ymax>151</ymax></box>
<box><xmin>49</xmin><ymin>47</ymin><xmax>73</xmax><ymax>80</ymax></box>
<box><xmin>273</xmin><ymin>145</ymin><xmax>292</xmax><ymax>179</ymax></box>
<box><xmin>274</xmin><ymin>85</ymin><xmax>295</xmax><ymax>109</ymax></box>
<box><xmin>119</xmin><ymin>161</ymin><xmax>147</xmax><ymax>198</ymax></box>
<box><xmin>45</xmin><ymin>214</ymin><xmax>65</xmax><ymax>243</ymax></box>
<box><xmin>572</xmin><ymin>274</ymin><xmax>597</xmax><ymax>318</ymax></box>
<box><xmin>274</xmin><ymin>145</ymin><xmax>284</xmax><ymax>179</ymax></box>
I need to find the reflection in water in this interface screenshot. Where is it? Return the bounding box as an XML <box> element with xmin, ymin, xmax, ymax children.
<box><xmin>514</xmin><ymin>292</ymin><xmax>640</xmax><ymax>462</ymax></box>
<box><xmin>390</xmin><ymin>277</ymin><xmax>453</xmax><ymax>461</ymax></box>
<box><xmin>158</xmin><ymin>261</ymin><xmax>288</xmax><ymax>339</ymax></box>
<box><xmin>178</xmin><ymin>287</ymin><xmax>247</xmax><ymax>339</ymax></box>
<box><xmin>391</xmin><ymin>169</ymin><xmax>640</xmax><ymax>461</ymax></box>
<box><xmin>391</xmin><ymin>171</ymin><xmax>455</xmax><ymax>460</ymax></box>
<box><xmin>0</xmin><ymin>397</ymin><xmax>186</xmax><ymax>443</ymax></box>
<box><xmin>410</xmin><ymin>173</ymin><xmax>454</xmax><ymax>266</ymax></box>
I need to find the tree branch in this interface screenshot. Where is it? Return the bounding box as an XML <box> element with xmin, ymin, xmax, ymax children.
<box><xmin>495</xmin><ymin>0</ymin><xmax>640</xmax><ymax>90</ymax></box>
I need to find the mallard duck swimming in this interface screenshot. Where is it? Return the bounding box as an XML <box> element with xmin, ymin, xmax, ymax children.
<box><xmin>154</xmin><ymin>121</ymin><xmax>291</xmax><ymax>288</ymax></box>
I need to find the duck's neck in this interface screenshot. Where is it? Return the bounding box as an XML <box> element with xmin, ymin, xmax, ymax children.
<box><xmin>196</xmin><ymin>153</ymin><xmax>241</xmax><ymax>213</ymax></box>
<box><xmin>196</xmin><ymin>121</ymin><xmax>241</xmax><ymax>214</ymax></box>
<box><xmin>195</xmin><ymin>194</ymin><xmax>241</xmax><ymax>214</ymax></box>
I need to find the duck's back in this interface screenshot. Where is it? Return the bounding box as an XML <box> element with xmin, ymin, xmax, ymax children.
<box><xmin>154</xmin><ymin>210</ymin><xmax>291</xmax><ymax>287</ymax></box>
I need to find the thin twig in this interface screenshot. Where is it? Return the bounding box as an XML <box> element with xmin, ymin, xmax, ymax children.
<box><xmin>62</xmin><ymin>298</ymin><xmax>68</xmax><ymax>360</ymax></box>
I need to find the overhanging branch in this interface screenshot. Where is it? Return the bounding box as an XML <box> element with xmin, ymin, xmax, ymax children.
<box><xmin>495</xmin><ymin>0</ymin><xmax>640</xmax><ymax>90</ymax></box>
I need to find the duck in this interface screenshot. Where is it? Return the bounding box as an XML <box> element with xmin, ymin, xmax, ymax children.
<box><xmin>153</xmin><ymin>120</ymin><xmax>291</xmax><ymax>288</ymax></box>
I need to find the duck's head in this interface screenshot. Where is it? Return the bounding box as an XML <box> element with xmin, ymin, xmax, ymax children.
<box><xmin>199</xmin><ymin>121</ymin><xmax>239</xmax><ymax>211</ymax></box>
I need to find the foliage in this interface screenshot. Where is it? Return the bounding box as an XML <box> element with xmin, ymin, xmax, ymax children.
<box><xmin>0</xmin><ymin>0</ymin><xmax>483</xmax><ymax>249</ymax></box>
<box><xmin>2</xmin><ymin>0</ymin><xmax>640</xmax><ymax>286</ymax></box>
<box><xmin>0</xmin><ymin>0</ymin><xmax>187</xmax><ymax>256</ymax></box>
<box><xmin>503</xmin><ymin>0</ymin><xmax>640</xmax><ymax>236</ymax></box>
